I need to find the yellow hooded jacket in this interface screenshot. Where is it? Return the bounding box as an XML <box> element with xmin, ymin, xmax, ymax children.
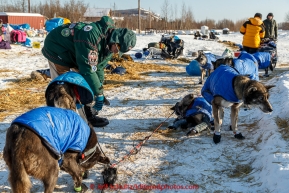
<box><xmin>240</xmin><ymin>17</ymin><xmax>265</xmax><ymax>48</ymax></box>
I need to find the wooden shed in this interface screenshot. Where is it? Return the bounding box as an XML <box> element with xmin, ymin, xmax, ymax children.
<box><xmin>0</xmin><ymin>12</ymin><xmax>45</xmax><ymax>29</ymax></box>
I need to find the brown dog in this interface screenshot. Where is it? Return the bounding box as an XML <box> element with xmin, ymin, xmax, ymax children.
<box><xmin>3</xmin><ymin>107</ymin><xmax>110</xmax><ymax>193</ymax></box>
<box><xmin>212</xmin><ymin>57</ymin><xmax>234</xmax><ymax>70</ymax></box>
<box><xmin>201</xmin><ymin>65</ymin><xmax>274</xmax><ymax>144</ymax></box>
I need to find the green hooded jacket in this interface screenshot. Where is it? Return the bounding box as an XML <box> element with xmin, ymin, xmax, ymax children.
<box><xmin>42</xmin><ymin>16</ymin><xmax>136</xmax><ymax>96</ymax></box>
<box><xmin>263</xmin><ymin>18</ymin><xmax>278</xmax><ymax>39</ymax></box>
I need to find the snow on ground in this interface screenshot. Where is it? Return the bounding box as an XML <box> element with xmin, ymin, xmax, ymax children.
<box><xmin>0</xmin><ymin>31</ymin><xmax>289</xmax><ymax>192</ymax></box>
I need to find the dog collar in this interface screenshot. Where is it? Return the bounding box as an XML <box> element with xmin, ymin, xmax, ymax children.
<box><xmin>82</xmin><ymin>144</ymin><xmax>97</xmax><ymax>159</ymax></box>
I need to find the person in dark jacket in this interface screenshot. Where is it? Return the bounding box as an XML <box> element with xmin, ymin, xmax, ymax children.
<box><xmin>194</xmin><ymin>31</ymin><xmax>201</xmax><ymax>39</ymax></box>
<box><xmin>240</xmin><ymin>13</ymin><xmax>265</xmax><ymax>54</ymax></box>
<box><xmin>42</xmin><ymin>16</ymin><xmax>136</xmax><ymax>127</ymax></box>
<box><xmin>263</xmin><ymin>12</ymin><xmax>278</xmax><ymax>39</ymax></box>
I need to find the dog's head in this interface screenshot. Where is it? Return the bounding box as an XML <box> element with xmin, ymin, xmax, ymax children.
<box><xmin>195</xmin><ymin>51</ymin><xmax>207</xmax><ymax>66</ymax></box>
<box><xmin>171</xmin><ymin>94</ymin><xmax>195</xmax><ymax>117</ymax></box>
<box><xmin>243</xmin><ymin>81</ymin><xmax>274</xmax><ymax>113</ymax></box>
<box><xmin>212</xmin><ymin>57</ymin><xmax>234</xmax><ymax>70</ymax></box>
<box><xmin>46</xmin><ymin>83</ymin><xmax>77</xmax><ymax>111</ymax></box>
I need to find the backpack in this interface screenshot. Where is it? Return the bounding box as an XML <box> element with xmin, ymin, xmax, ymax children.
<box><xmin>10</xmin><ymin>30</ymin><xmax>27</xmax><ymax>43</ymax></box>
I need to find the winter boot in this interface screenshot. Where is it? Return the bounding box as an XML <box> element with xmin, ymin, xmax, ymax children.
<box><xmin>84</xmin><ymin>105</ymin><xmax>109</xmax><ymax>127</ymax></box>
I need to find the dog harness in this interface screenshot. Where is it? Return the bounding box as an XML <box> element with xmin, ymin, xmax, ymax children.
<box><xmin>201</xmin><ymin>65</ymin><xmax>240</xmax><ymax>104</ymax></box>
<box><xmin>12</xmin><ymin>107</ymin><xmax>91</xmax><ymax>164</ymax></box>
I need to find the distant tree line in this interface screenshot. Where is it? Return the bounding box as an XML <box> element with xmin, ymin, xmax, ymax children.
<box><xmin>1</xmin><ymin>0</ymin><xmax>289</xmax><ymax>31</ymax></box>
<box><xmin>0</xmin><ymin>0</ymin><xmax>88</xmax><ymax>22</ymax></box>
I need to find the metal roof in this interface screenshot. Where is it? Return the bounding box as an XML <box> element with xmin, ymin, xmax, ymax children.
<box><xmin>83</xmin><ymin>8</ymin><xmax>111</xmax><ymax>17</ymax></box>
<box><xmin>113</xmin><ymin>8</ymin><xmax>161</xmax><ymax>20</ymax></box>
<box><xmin>0</xmin><ymin>12</ymin><xmax>43</xmax><ymax>17</ymax></box>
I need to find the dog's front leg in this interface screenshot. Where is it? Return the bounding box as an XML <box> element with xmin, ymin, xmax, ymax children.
<box><xmin>61</xmin><ymin>156</ymin><xmax>88</xmax><ymax>192</ymax></box>
<box><xmin>212</xmin><ymin>100</ymin><xmax>222</xmax><ymax>144</ymax></box>
<box><xmin>264</xmin><ymin>68</ymin><xmax>269</xmax><ymax>77</ymax></box>
<box><xmin>231</xmin><ymin>103</ymin><xmax>245</xmax><ymax>140</ymax></box>
<box><xmin>208</xmin><ymin>69</ymin><xmax>213</xmax><ymax>77</ymax></box>
<box><xmin>199</xmin><ymin>69</ymin><xmax>205</xmax><ymax>84</ymax></box>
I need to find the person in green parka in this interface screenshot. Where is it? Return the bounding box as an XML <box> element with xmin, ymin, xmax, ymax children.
<box><xmin>42</xmin><ymin>16</ymin><xmax>136</xmax><ymax>127</ymax></box>
<box><xmin>263</xmin><ymin>12</ymin><xmax>278</xmax><ymax>39</ymax></box>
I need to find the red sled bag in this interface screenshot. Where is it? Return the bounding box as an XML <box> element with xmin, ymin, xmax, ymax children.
<box><xmin>10</xmin><ymin>30</ymin><xmax>27</xmax><ymax>43</ymax></box>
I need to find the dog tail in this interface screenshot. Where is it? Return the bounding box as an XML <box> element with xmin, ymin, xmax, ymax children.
<box><xmin>4</xmin><ymin>124</ymin><xmax>32</xmax><ymax>192</ymax></box>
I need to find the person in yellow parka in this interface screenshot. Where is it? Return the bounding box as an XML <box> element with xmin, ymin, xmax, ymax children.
<box><xmin>240</xmin><ymin>13</ymin><xmax>265</xmax><ymax>54</ymax></box>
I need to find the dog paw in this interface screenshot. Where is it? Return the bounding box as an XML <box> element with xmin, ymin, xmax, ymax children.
<box><xmin>186</xmin><ymin>129</ymin><xmax>197</xmax><ymax>136</ymax></box>
<box><xmin>74</xmin><ymin>183</ymin><xmax>88</xmax><ymax>192</ymax></box>
<box><xmin>263</xmin><ymin>74</ymin><xmax>269</xmax><ymax>77</ymax></box>
<box><xmin>234</xmin><ymin>133</ymin><xmax>245</xmax><ymax>140</ymax></box>
<box><xmin>198</xmin><ymin>81</ymin><xmax>203</xmax><ymax>84</ymax></box>
<box><xmin>213</xmin><ymin>133</ymin><xmax>221</xmax><ymax>144</ymax></box>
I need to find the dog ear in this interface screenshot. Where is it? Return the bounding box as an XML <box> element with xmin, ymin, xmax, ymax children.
<box><xmin>186</xmin><ymin>94</ymin><xmax>194</xmax><ymax>99</ymax></box>
<box><xmin>247</xmin><ymin>86</ymin><xmax>257</xmax><ymax>93</ymax></box>
<box><xmin>265</xmin><ymin>85</ymin><xmax>275</xmax><ymax>90</ymax></box>
<box><xmin>170</xmin><ymin>102</ymin><xmax>179</xmax><ymax>110</ymax></box>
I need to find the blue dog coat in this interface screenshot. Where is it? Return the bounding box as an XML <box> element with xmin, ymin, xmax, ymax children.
<box><xmin>201</xmin><ymin>53</ymin><xmax>216</xmax><ymax>70</ymax></box>
<box><xmin>185</xmin><ymin>97</ymin><xmax>213</xmax><ymax>121</ymax></box>
<box><xmin>253</xmin><ymin>52</ymin><xmax>271</xmax><ymax>69</ymax></box>
<box><xmin>201</xmin><ymin>65</ymin><xmax>240</xmax><ymax>104</ymax></box>
<box><xmin>12</xmin><ymin>107</ymin><xmax>91</xmax><ymax>162</ymax></box>
<box><xmin>234</xmin><ymin>51</ymin><xmax>259</xmax><ymax>80</ymax></box>
<box><xmin>233</xmin><ymin>58</ymin><xmax>259</xmax><ymax>81</ymax></box>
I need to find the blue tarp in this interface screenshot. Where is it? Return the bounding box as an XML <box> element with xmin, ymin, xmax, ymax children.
<box><xmin>186</xmin><ymin>60</ymin><xmax>201</xmax><ymax>76</ymax></box>
<box><xmin>45</xmin><ymin>18</ymin><xmax>64</xmax><ymax>32</ymax></box>
<box><xmin>24</xmin><ymin>38</ymin><xmax>32</xmax><ymax>47</ymax></box>
<box><xmin>9</xmin><ymin>23</ymin><xmax>31</xmax><ymax>30</ymax></box>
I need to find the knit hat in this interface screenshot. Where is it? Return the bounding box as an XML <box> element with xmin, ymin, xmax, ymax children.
<box><xmin>267</xmin><ymin>13</ymin><xmax>274</xmax><ymax>17</ymax></box>
<box><xmin>254</xmin><ymin>13</ymin><xmax>262</xmax><ymax>19</ymax></box>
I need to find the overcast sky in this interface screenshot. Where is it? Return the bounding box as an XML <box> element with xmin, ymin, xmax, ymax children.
<box><xmin>86</xmin><ymin>0</ymin><xmax>288</xmax><ymax>23</ymax></box>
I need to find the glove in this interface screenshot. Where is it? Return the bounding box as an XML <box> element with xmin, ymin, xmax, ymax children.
<box><xmin>93</xmin><ymin>94</ymin><xmax>104</xmax><ymax>111</ymax></box>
